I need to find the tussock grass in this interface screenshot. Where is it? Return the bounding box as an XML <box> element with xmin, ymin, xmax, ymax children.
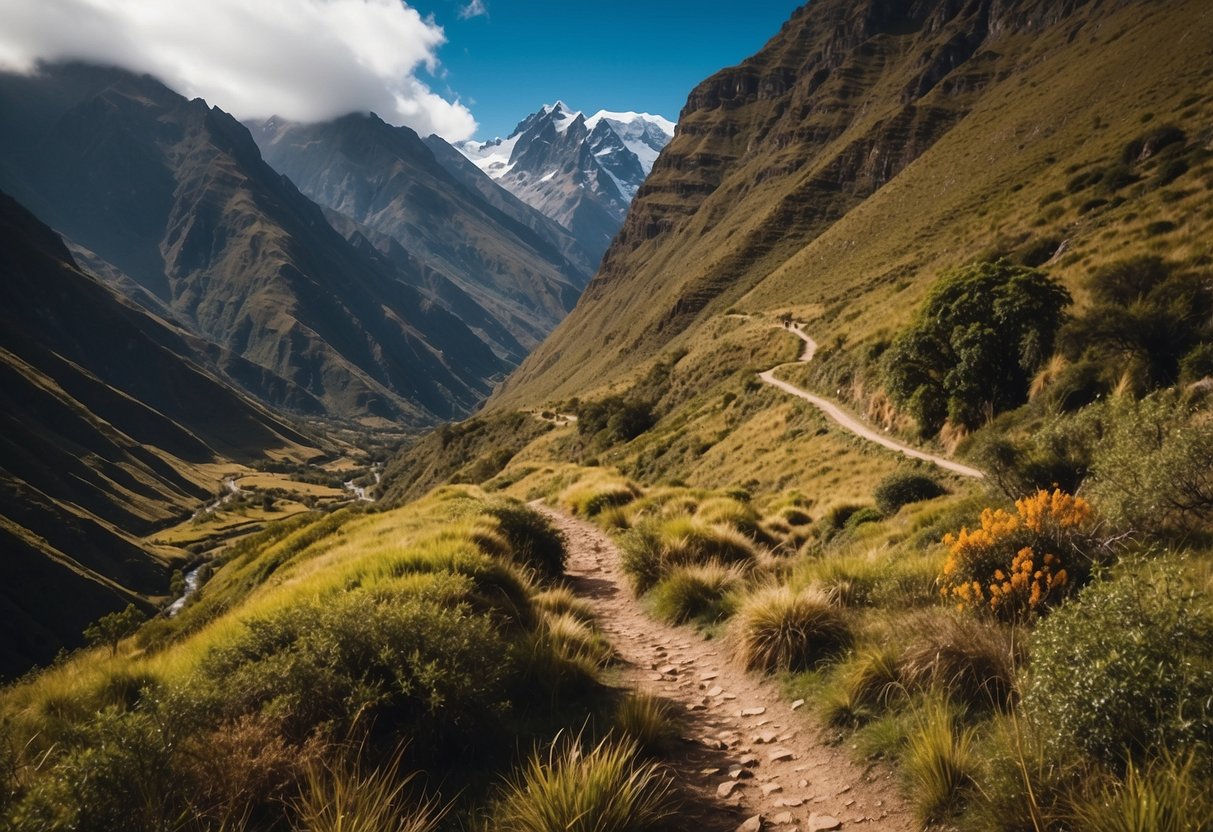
<box><xmin>902</xmin><ymin>698</ymin><xmax>978</xmax><ymax>824</ymax></box>
<box><xmin>694</xmin><ymin>497</ymin><xmax>762</xmax><ymax>537</ymax></box>
<box><xmin>649</xmin><ymin>563</ymin><xmax>741</xmax><ymax>625</ymax></box>
<box><xmin>532</xmin><ymin>586</ymin><xmax>596</xmax><ymax>625</ymax></box>
<box><xmin>494</xmin><ymin>735</ymin><xmax>676</xmax><ymax>832</ymax></box>
<box><xmin>1068</xmin><ymin>753</ymin><xmax>1213</xmax><ymax>832</ymax></box>
<box><xmin>897</xmin><ymin>610</ymin><xmax>1019</xmax><ymax>712</ymax></box>
<box><xmin>558</xmin><ymin>475</ymin><xmax>641</xmax><ymax>518</ymax></box>
<box><xmin>538</xmin><ymin>612</ymin><xmax>614</xmax><ymax>669</ymax></box>
<box><xmin>733</xmin><ymin>586</ymin><xmax>850</xmax><ymax>673</ymax></box>
<box><xmin>295</xmin><ymin>750</ymin><xmax>442</xmax><ymax>832</ymax></box>
<box><xmin>821</xmin><ymin>645</ymin><xmax>903</xmax><ymax>727</ymax></box>
<box><xmin>620</xmin><ymin>517</ymin><xmax>757</xmax><ymax>595</ymax></box>
<box><xmin>613</xmin><ymin>693</ymin><xmax>682</xmax><ymax>757</ymax></box>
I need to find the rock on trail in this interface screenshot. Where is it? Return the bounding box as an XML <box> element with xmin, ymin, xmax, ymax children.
<box><xmin>536</xmin><ymin>505</ymin><xmax>912</xmax><ymax>831</ymax></box>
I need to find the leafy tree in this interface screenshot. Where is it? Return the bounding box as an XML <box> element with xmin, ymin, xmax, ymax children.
<box><xmin>83</xmin><ymin>603</ymin><xmax>147</xmax><ymax>656</ymax></box>
<box><xmin>885</xmin><ymin>261</ymin><xmax>1071</xmax><ymax>435</ymax></box>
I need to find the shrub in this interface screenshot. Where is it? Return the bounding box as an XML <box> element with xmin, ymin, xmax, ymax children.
<box><xmin>619</xmin><ymin>518</ymin><xmax>756</xmax><ymax>595</ymax></box>
<box><xmin>1180</xmin><ymin>343</ymin><xmax>1213</xmax><ymax>384</ymax></box>
<box><xmin>874</xmin><ymin>473</ymin><xmax>947</xmax><ymax>516</ymax></box>
<box><xmin>485</xmin><ymin>500</ymin><xmax>567</xmax><ymax>579</ymax></box>
<box><xmin>493</xmin><ymin>736</ymin><xmax>675</xmax><ymax>832</ymax></box>
<box><xmin>843</xmin><ymin>507</ymin><xmax>883</xmax><ymax>530</ymax></box>
<box><xmin>1023</xmin><ymin>557</ymin><xmax>1213</xmax><ymax>770</ymax></box>
<box><xmin>734</xmin><ymin>587</ymin><xmax>850</xmax><ymax>673</ymax></box>
<box><xmin>939</xmin><ymin>488</ymin><xmax>1096</xmax><ymax>621</ymax></box>
<box><xmin>199</xmin><ymin>590</ymin><xmax>511</xmax><ymax>752</ymax></box>
<box><xmin>649</xmin><ymin>563</ymin><xmax>740</xmax><ymax>625</ymax></box>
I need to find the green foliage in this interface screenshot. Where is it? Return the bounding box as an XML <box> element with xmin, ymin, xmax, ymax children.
<box><xmin>83</xmin><ymin>604</ymin><xmax>147</xmax><ymax>657</ymax></box>
<box><xmin>1059</xmin><ymin>256</ymin><xmax>1213</xmax><ymax>391</ymax></box>
<box><xmin>493</xmin><ymin>736</ymin><xmax>675</xmax><ymax>832</ymax></box>
<box><xmin>577</xmin><ymin>396</ymin><xmax>656</xmax><ymax>445</ymax></box>
<box><xmin>484</xmin><ymin>499</ymin><xmax>567</xmax><ymax>580</ymax></box>
<box><xmin>734</xmin><ymin>587</ymin><xmax>850</xmax><ymax>673</ymax></box>
<box><xmin>199</xmin><ymin>589</ymin><xmax>512</xmax><ymax>751</ymax></box>
<box><xmin>1068</xmin><ymin>753</ymin><xmax>1213</xmax><ymax>832</ymax></box>
<box><xmin>885</xmin><ymin>261</ymin><xmax>1072</xmax><ymax>433</ymax></box>
<box><xmin>873</xmin><ymin>473</ymin><xmax>947</xmax><ymax>516</ymax></box>
<box><xmin>1023</xmin><ymin>557</ymin><xmax>1213</xmax><ymax>771</ymax></box>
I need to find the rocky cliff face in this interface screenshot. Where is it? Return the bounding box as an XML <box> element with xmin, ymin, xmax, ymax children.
<box><xmin>493</xmin><ymin>0</ymin><xmax>1209</xmax><ymax>407</ymax></box>
<box><xmin>0</xmin><ymin>63</ymin><xmax>506</xmax><ymax>425</ymax></box>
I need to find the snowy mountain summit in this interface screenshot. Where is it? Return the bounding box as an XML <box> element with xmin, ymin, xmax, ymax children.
<box><xmin>455</xmin><ymin>102</ymin><xmax>675</xmax><ymax>262</ymax></box>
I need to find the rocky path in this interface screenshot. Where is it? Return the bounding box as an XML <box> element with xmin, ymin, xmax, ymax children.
<box><xmin>759</xmin><ymin>325</ymin><xmax>984</xmax><ymax>479</ymax></box>
<box><xmin>537</xmin><ymin>505</ymin><xmax>913</xmax><ymax>832</ymax></box>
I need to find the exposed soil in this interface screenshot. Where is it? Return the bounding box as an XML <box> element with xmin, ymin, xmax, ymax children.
<box><xmin>758</xmin><ymin>324</ymin><xmax>984</xmax><ymax>479</ymax></box>
<box><xmin>537</xmin><ymin>505</ymin><xmax>914</xmax><ymax>832</ymax></box>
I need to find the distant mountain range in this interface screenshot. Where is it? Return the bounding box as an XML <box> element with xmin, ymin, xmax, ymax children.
<box><xmin>456</xmin><ymin>103</ymin><xmax>675</xmax><ymax>263</ymax></box>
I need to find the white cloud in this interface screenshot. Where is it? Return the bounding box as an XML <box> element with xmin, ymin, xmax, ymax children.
<box><xmin>459</xmin><ymin>0</ymin><xmax>487</xmax><ymax>20</ymax></box>
<box><xmin>0</xmin><ymin>0</ymin><xmax>478</xmax><ymax>140</ymax></box>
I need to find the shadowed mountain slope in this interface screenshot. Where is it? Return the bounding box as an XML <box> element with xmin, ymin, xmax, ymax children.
<box><xmin>249</xmin><ymin>114</ymin><xmax>590</xmax><ymax>353</ymax></box>
<box><xmin>0</xmin><ymin>190</ymin><xmax>315</xmax><ymax>677</ymax></box>
<box><xmin>0</xmin><ymin>63</ymin><xmax>505</xmax><ymax>425</ymax></box>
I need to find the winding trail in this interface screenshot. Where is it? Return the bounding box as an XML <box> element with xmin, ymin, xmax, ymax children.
<box><xmin>538</xmin><ymin>505</ymin><xmax>912</xmax><ymax>832</ymax></box>
<box><xmin>758</xmin><ymin>325</ymin><xmax>984</xmax><ymax>479</ymax></box>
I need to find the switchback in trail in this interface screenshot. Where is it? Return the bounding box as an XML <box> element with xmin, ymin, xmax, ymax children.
<box><xmin>758</xmin><ymin>325</ymin><xmax>984</xmax><ymax>479</ymax></box>
<box><xmin>537</xmin><ymin>505</ymin><xmax>912</xmax><ymax>832</ymax></box>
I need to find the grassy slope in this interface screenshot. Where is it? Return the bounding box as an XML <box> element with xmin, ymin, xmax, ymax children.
<box><xmin>492</xmin><ymin>0</ymin><xmax>1213</xmax><ymax>416</ymax></box>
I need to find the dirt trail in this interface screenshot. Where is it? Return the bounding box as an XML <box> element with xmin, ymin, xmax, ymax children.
<box><xmin>759</xmin><ymin>325</ymin><xmax>984</xmax><ymax>479</ymax></box>
<box><xmin>538</xmin><ymin>505</ymin><xmax>912</xmax><ymax>832</ymax></box>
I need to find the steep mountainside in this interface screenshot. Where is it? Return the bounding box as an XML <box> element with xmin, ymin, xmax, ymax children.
<box><xmin>0</xmin><ymin>63</ymin><xmax>505</xmax><ymax>425</ymax></box>
<box><xmin>0</xmin><ymin>191</ymin><xmax>314</xmax><ymax>677</ymax></box>
<box><xmin>457</xmin><ymin>103</ymin><xmax>675</xmax><ymax>263</ymax></box>
<box><xmin>495</xmin><ymin>0</ymin><xmax>1213</xmax><ymax>409</ymax></box>
<box><xmin>249</xmin><ymin>114</ymin><xmax>591</xmax><ymax>353</ymax></box>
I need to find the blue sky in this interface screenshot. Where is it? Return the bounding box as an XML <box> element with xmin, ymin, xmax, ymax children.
<box><xmin>411</xmin><ymin>0</ymin><xmax>804</xmax><ymax>139</ymax></box>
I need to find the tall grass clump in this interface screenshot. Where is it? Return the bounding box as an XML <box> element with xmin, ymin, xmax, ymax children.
<box><xmin>734</xmin><ymin>586</ymin><xmax>850</xmax><ymax>673</ymax></box>
<box><xmin>612</xmin><ymin>694</ymin><xmax>681</xmax><ymax>757</ymax></box>
<box><xmin>484</xmin><ymin>499</ymin><xmax>567</xmax><ymax>580</ymax></box>
<box><xmin>620</xmin><ymin>517</ymin><xmax>757</xmax><ymax>595</ymax></box>
<box><xmin>649</xmin><ymin>563</ymin><xmax>740</xmax><ymax>626</ymax></box>
<box><xmin>873</xmin><ymin>472</ymin><xmax>947</xmax><ymax>516</ymax></box>
<box><xmin>558</xmin><ymin>475</ymin><xmax>640</xmax><ymax>518</ymax></box>
<box><xmin>1068</xmin><ymin>753</ymin><xmax>1213</xmax><ymax>832</ymax></box>
<box><xmin>821</xmin><ymin>646</ymin><xmax>903</xmax><ymax>727</ymax></box>
<box><xmin>294</xmin><ymin>750</ymin><xmax>442</xmax><ymax>832</ymax></box>
<box><xmin>897</xmin><ymin>610</ymin><xmax>1019</xmax><ymax>712</ymax></box>
<box><xmin>532</xmin><ymin>586</ymin><xmax>596</xmax><ymax>625</ymax></box>
<box><xmin>493</xmin><ymin>736</ymin><xmax>676</xmax><ymax>832</ymax></box>
<box><xmin>902</xmin><ymin>698</ymin><xmax>978</xmax><ymax>824</ymax></box>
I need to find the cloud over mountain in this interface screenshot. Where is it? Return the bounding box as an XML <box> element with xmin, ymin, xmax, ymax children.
<box><xmin>0</xmin><ymin>0</ymin><xmax>477</xmax><ymax>140</ymax></box>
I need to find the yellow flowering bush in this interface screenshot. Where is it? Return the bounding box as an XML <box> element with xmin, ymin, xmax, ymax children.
<box><xmin>940</xmin><ymin>489</ymin><xmax>1093</xmax><ymax>620</ymax></box>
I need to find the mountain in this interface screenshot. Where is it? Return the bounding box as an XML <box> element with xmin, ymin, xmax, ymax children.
<box><xmin>456</xmin><ymin>103</ymin><xmax>675</xmax><ymax>263</ymax></box>
<box><xmin>0</xmin><ymin>63</ymin><xmax>506</xmax><ymax>426</ymax></box>
<box><xmin>248</xmin><ymin>113</ymin><xmax>592</xmax><ymax>356</ymax></box>
<box><xmin>0</xmin><ymin>190</ymin><xmax>316</xmax><ymax>677</ymax></box>
<box><xmin>493</xmin><ymin>0</ymin><xmax>1213</xmax><ymax>412</ymax></box>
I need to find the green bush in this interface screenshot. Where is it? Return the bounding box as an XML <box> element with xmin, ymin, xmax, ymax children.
<box><xmin>1023</xmin><ymin>557</ymin><xmax>1213</xmax><ymax>770</ymax></box>
<box><xmin>873</xmin><ymin>473</ymin><xmax>946</xmax><ymax>516</ymax></box>
<box><xmin>199</xmin><ymin>590</ymin><xmax>512</xmax><ymax>752</ymax></box>
<box><xmin>485</xmin><ymin>499</ymin><xmax>567</xmax><ymax>579</ymax></box>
